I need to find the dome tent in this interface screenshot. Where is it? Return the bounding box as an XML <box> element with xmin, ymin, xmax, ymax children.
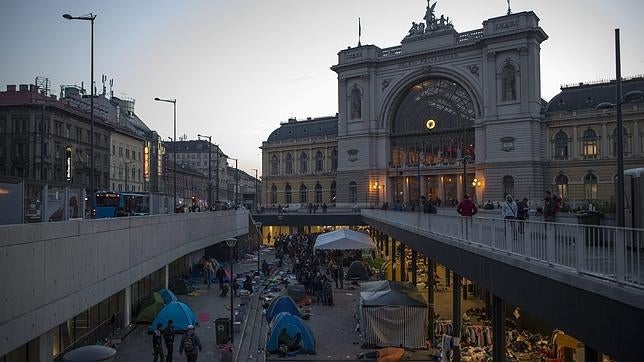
<box><xmin>266</xmin><ymin>295</ymin><xmax>301</xmax><ymax>323</ymax></box>
<box><xmin>149</xmin><ymin>301</ymin><xmax>198</xmax><ymax>333</ymax></box>
<box><xmin>267</xmin><ymin>312</ymin><xmax>316</xmax><ymax>354</ymax></box>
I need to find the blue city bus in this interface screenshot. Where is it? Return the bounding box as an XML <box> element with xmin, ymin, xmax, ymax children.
<box><xmin>94</xmin><ymin>191</ymin><xmax>151</xmax><ymax>218</ymax></box>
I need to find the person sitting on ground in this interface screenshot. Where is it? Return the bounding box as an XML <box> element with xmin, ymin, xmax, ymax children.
<box><xmin>278</xmin><ymin>328</ymin><xmax>291</xmax><ymax>348</ymax></box>
<box><xmin>289</xmin><ymin>332</ymin><xmax>303</xmax><ymax>352</ymax></box>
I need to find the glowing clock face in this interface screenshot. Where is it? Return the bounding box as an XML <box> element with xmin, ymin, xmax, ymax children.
<box><xmin>425</xmin><ymin>119</ymin><xmax>436</xmax><ymax>130</ymax></box>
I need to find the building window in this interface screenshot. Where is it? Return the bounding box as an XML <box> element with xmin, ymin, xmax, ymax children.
<box><xmin>349</xmin><ymin>181</ymin><xmax>358</xmax><ymax>203</ymax></box>
<box><xmin>502</xmin><ymin>175</ymin><xmax>514</xmax><ymax>197</ymax></box>
<box><xmin>119</xmin><ymin>147</ymin><xmax>123</xmax><ymax>157</ymax></box>
<box><xmin>271</xmin><ymin>155</ymin><xmax>279</xmax><ymax>175</ymax></box>
<box><xmin>582</xmin><ymin>128</ymin><xmax>598</xmax><ymax>158</ymax></box>
<box><xmin>555</xmin><ymin>174</ymin><xmax>569</xmax><ymax>199</ymax></box>
<box><xmin>331</xmin><ymin>149</ymin><xmax>338</xmax><ymax>171</ymax></box>
<box><xmin>285</xmin><ymin>153</ymin><xmax>293</xmax><ymax>174</ymax></box>
<box><xmin>351</xmin><ymin>88</ymin><xmax>362</xmax><ymax>119</ymax></box>
<box><xmin>271</xmin><ymin>184</ymin><xmax>277</xmax><ymax>204</ymax></box>
<box><xmin>330</xmin><ymin>181</ymin><xmax>336</xmax><ymax>203</ymax></box>
<box><xmin>554</xmin><ymin>131</ymin><xmax>569</xmax><ymax>160</ymax></box>
<box><xmin>285</xmin><ymin>184</ymin><xmax>292</xmax><ymax>204</ymax></box>
<box><xmin>583</xmin><ymin>172</ymin><xmax>598</xmax><ymax>200</ymax></box>
<box><xmin>299</xmin><ymin>152</ymin><xmax>308</xmax><ymax>174</ymax></box>
<box><xmin>299</xmin><ymin>184</ymin><xmax>307</xmax><ymax>203</ymax></box>
<box><xmin>315</xmin><ymin>182</ymin><xmax>323</xmax><ymax>203</ymax></box>
<box><xmin>501</xmin><ymin>64</ymin><xmax>516</xmax><ymax>101</ymax></box>
<box><xmin>315</xmin><ymin>151</ymin><xmax>324</xmax><ymax>172</ymax></box>
<box><xmin>126</xmin><ymin>149</ymin><xmax>130</xmax><ymax>158</ymax></box>
<box><xmin>611</xmin><ymin>127</ymin><xmax>630</xmax><ymax>156</ymax></box>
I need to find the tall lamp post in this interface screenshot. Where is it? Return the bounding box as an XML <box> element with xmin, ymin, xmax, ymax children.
<box><xmin>252</xmin><ymin>168</ymin><xmax>259</xmax><ymax>212</ymax></box>
<box><xmin>254</xmin><ymin>221</ymin><xmax>262</xmax><ymax>274</ymax></box>
<box><xmin>224</xmin><ymin>237</ymin><xmax>237</xmax><ymax>343</ymax></box>
<box><xmin>596</xmin><ymin>29</ymin><xmax>644</xmax><ymax>227</ymax></box>
<box><xmin>154</xmin><ymin>97</ymin><xmax>177</xmax><ymax>211</ymax></box>
<box><xmin>63</xmin><ymin>12</ymin><xmax>96</xmax><ymax>216</ymax></box>
<box><xmin>229</xmin><ymin>158</ymin><xmax>239</xmax><ymax>205</ymax></box>
<box><xmin>198</xmin><ymin>134</ymin><xmax>212</xmax><ymax>209</ymax></box>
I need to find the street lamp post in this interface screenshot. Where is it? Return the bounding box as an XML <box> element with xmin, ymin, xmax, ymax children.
<box><xmin>252</xmin><ymin>168</ymin><xmax>259</xmax><ymax>212</ymax></box>
<box><xmin>596</xmin><ymin>29</ymin><xmax>644</xmax><ymax>227</ymax></box>
<box><xmin>63</xmin><ymin>12</ymin><xmax>96</xmax><ymax>216</ymax></box>
<box><xmin>154</xmin><ymin>97</ymin><xmax>177</xmax><ymax>211</ymax></box>
<box><xmin>254</xmin><ymin>221</ymin><xmax>262</xmax><ymax>274</ymax></box>
<box><xmin>228</xmin><ymin>158</ymin><xmax>238</xmax><ymax>205</ymax></box>
<box><xmin>224</xmin><ymin>237</ymin><xmax>237</xmax><ymax>343</ymax></box>
<box><xmin>198</xmin><ymin>134</ymin><xmax>212</xmax><ymax>209</ymax></box>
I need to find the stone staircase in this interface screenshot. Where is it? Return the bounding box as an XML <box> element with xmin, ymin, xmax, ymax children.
<box><xmin>234</xmin><ymin>280</ymin><xmax>269</xmax><ymax>362</ymax></box>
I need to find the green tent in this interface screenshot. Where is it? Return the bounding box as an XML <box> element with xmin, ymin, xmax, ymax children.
<box><xmin>135</xmin><ymin>292</ymin><xmax>165</xmax><ymax>323</ymax></box>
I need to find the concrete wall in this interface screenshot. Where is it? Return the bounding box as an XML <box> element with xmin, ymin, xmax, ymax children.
<box><xmin>0</xmin><ymin>210</ymin><xmax>249</xmax><ymax>356</ymax></box>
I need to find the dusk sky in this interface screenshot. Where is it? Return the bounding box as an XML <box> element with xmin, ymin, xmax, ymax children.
<box><xmin>1</xmin><ymin>0</ymin><xmax>643</xmax><ymax>175</ymax></box>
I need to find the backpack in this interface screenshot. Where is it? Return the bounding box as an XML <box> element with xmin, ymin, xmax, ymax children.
<box><xmin>183</xmin><ymin>335</ymin><xmax>194</xmax><ymax>353</ymax></box>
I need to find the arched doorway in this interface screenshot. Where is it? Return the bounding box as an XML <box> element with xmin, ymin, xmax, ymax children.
<box><xmin>389</xmin><ymin>77</ymin><xmax>477</xmax><ymax>205</ymax></box>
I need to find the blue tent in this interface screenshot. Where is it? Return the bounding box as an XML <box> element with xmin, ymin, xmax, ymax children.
<box><xmin>149</xmin><ymin>301</ymin><xmax>198</xmax><ymax>333</ymax></box>
<box><xmin>160</xmin><ymin>289</ymin><xmax>178</xmax><ymax>304</ymax></box>
<box><xmin>267</xmin><ymin>312</ymin><xmax>316</xmax><ymax>354</ymax></box>
<box><xmin>266</xmin><ymin>295</ymin><xmax>301</xmax><ymax>323</ymax></box>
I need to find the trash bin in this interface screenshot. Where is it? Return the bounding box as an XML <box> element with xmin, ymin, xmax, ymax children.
<box><xmin>576</xmin><ymin>210</ymin><xmax>602</xmax><ymax>245</ymax></box>
<box><xmin>215</xmin><ymin>318</ymin><xmax>231</xmax><ymax>345</ymax></box>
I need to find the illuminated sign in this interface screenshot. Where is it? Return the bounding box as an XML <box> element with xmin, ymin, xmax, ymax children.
<box><xmin>425</xmin><ymin>119</ymin><xmax>436</xmax><ymax>130</ymax></box>
<box><xmin>144</xmin><ymin>146</ymin><xmax>150</xmax><ymax>181</ymax></box>
<box><xmin>65</xmin><ymin>146</ymin><xmax>73</xmax><ymax>182</ymax></box>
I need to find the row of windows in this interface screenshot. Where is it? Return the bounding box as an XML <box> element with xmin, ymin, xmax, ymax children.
<box><xmin>552</xmin><ymin>127</ymin><xmax>641</xmax><ymax>159</ymax></box>
<box><xmin>270</xmin><ymin>149</ymin><xmax>338</xmax><ymax>175</ymax></box>
<box><xmin>112</xmin><ymin>144</ymin><xmax>142</xmax><ymax>161</ymax></box>
<box><xmin>270</xmin><ymin>182</ymin><xmax>337</xmax><ymax>204</ymax></box>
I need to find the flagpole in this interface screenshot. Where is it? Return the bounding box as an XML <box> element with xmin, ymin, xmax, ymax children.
<box><xmin>358</xmin><ymin>17</ymin><xmax>362</xmax><ymax>47</ymax></box>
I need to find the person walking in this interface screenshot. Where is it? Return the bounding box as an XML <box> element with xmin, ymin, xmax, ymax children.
<box><xmin>163</xmin><ymin>320</ymin><xmax>175</xmax><ymax>362</ymax></box>
<box><xmin>501</xmin><ymin>195</ymin><xmax>518</xmax><ymax>220</ymax></box>
<box><xmin>338</xmin><ymin>263</ymin><xmax>345</xmax><ymax>289</ymax></box>
<box><xmin>153</xmin><ymin>323</ymin><xmax>165</xmax><ymax>362</ymax></box>
<box><xmin>543</xmin><ymin>191</ymin><xmax>556</xmax><ymax>222</ymax></box>
<box><xmin>179</xmin><ymin>325</ymin><xmax>202</xmax><ymax>362</ymax></box>
<box><xmin>216</xmin><ymin>266</ymin><xmax>225</xmax><ymax>290</ymax></box>
<box><xmin>517</xmin><ymin>197</ymin><xmax>529</xmax><ymax>235</ymax></box>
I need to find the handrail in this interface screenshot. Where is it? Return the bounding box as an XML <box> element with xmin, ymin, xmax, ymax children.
<box><xmin>362</xmin><ymin>209</ymin><xmax>643</xmax><ymax>290</ymax></box>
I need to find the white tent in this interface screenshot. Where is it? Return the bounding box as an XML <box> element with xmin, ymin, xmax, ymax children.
<box><xmin>313</xmin><ymin>229</ymin><xmax>376</xmax><ymax>250</ymax></box>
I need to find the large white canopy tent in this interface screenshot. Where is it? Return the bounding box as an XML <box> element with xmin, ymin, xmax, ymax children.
<box><xmin>313</xmin><ymin>229</ymin><xmax>376</xmax><ymax>250</ymax></box>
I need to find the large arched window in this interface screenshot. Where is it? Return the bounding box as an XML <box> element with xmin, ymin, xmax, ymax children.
<box><xmin>350</xmin><ymin>88</ymin><xmax>362</xmax><ymax>119</ymax></box>
<box><xmin>331</xmin><ymin>149</ymin><xmax>338</xmax><ymax>171</ymax></box>
<box><xmin>330</xmin><ymin>181</ymin><xmax>337</xmax><ymax>203</ymax></box>
<box><xmin>270</xmin><ymin>184</ymin><xmax>277</xmax><ymax>204</ymax></box>
<box><xmin>315</xmin><ymin>151</ymin><xmax>324</xmax><ymax>172</ymax></box>
<box><xmin>554</xmin><ymin>131</ymin><xmax>569</xmax><ymax>160</ymax></box>
<box><xmin>555</xmin><ymin>174</ymin><xmax>569</xmax><ymax>199</ymax></box>
<box><xmin>299</xmin><ymin>152</ymin><xmax>308</xmax><ymax>174</ymax></box>
<box><xmin>390</xmin><ymin>78</ymin><xmax>476</xmax><ymax>168</ymax></box>
<box><xmin>349</xmin><ymin>181</ymin><xmax>358</xmax><ymax>203</ymax></box>
<box><xmin>299</xmin><ymin>184</ymin><xmax>307</xmax><ymax>203</ymax></box>
<box><xmin>285</xmin><ymin>183</ymin><xmax>292</xmax><ymax>204</ymax></box>
<box><xmin>285</xmin><ymin>153</ymin><xmax>293</xmax><ymax>174</ymax></box>
<box><xmin>583</xmin><ymin>172</ymin><xmax>598</xmax><ymax>200</ymax></box>
<box><xmin>582</xmin><ymin>129</ymin><xmax>598</xmax><ymax>158</ymax></box>
<box><xmin>501</xmin><ymin>64</ymin><xmax>516</xmax><ymax>101</ymax></box>
<box><xmin>271</xmin><ymin>155</ymin><xmax>279</xmax><ymax>175</ymax></box>
<box><xmin>611</xmin><ymin>127</ymin><xmax>629</xmax><ymax>156</ymax></box>
<box><xmin>315</xmin><ymin>182</ymin><xmax>323</xmax><ymax>203</ymax></box>
<box><xmin>502</xmin><ymin>175</ymin><xmax>514</xmax><ymax>197</ymax></box>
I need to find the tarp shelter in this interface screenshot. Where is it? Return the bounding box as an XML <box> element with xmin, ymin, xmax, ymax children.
<box><xmin>314</xmin><ymin>229</ymin><xmax>376</xmax><ymax>250</ymax></box>
<box><xmin>266</xmin><ymin>295</ymin><xmax>302</xmax><ymax>323</ymax></box>
<box><xmin>358</xmin><ymin>281</ymin><xmax>428</xmax><ymax>348</ymax></box>
<box><xmin>160</xmin><ymin>289</ymin><xmax>178</xmax><ymax>304</ymax></box>
<box><xmin>347</xmin><ymin>260</ymin><xmax>370</xmax><ymax>280</ymax></box>
<box><xmin>149</xmin><ymin>301</ymin><xmax>198</xmax><ymax>333</ymax></box>
<box><xmin>169</xmin><ymin>278</ymin><xmax>193</xmax><ymax>295</ymax></box>
<box><xmin>134</xmin><ymin>292</ymin><xmax>165</xmax><ymax>323</ymax></box>
<box><xmin>266</xmin><ymin>312</ymin><xmax>316</xmax><ymax>354</ymax></box>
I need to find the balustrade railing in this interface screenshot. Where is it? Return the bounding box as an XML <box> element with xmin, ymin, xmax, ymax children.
<box><xmin>362</xmin><ymin>210</ymin><xmax>643</xmax><ymax>289</ymax></box>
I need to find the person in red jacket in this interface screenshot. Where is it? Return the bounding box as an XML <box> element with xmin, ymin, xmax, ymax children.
<box><xmin>457</xmin><ymin>195</ymin><xmax>478</xmax><ymax>216</ymax></box>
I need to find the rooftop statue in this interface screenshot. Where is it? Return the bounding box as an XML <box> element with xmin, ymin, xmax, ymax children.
<box><xmin>406</xmin><ymin>1</ymin><xmax>453</xmax><ymax>38</ymax></box>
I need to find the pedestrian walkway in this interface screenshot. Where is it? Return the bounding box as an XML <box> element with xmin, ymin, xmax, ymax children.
<box><xmin>115</xmin><ymin>249</ymin><xmax>275</xmax><ymax>362</ymax></box>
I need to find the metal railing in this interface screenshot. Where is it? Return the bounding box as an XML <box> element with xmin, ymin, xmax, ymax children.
<box><xmin>362</xmin><ymin>210</ymin><xmax>643</xmax><ymax>289</ymax></box>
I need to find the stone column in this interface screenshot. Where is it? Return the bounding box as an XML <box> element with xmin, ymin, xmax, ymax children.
<box><xmin>601</xmin><ymin>123</ymin><xmax>608</xmax><ymax>158</ymax></box>
<box><xmin>411</xmin><ymin>249</ymin><xmax>417</xmax><ymax>286</ymax></box>
<box><xmin>427</xmin><ymin>257</ymin><xmax>435</xmax><ymax>343</ymax></box>
<box><xmin>165</xmin><ymin>264</ymin><xmax>170</xmax><ymax>289</ymax></box>
<box><xmin>38</xmin><ymin>329</ymin><xmax>54</xmax><ymax>362</ymax></box>
<box><xmin>572</xmin><ymin>127</ymin><xmax>579</xmax><ymax>159</ymax></box>
<box><xmin>492</xmin><ymin>295</ymin><xmax>505</xmax><ymax>362</ymax></box>
<box><xmin>124</xmin><ymin>285</ymin><xmax>132</xmax><ymax>327</ymax></box>
<box><xmin>452</xmin><ymin>273</ymin><xmax>462</xmax><ymax>362</ymax></box>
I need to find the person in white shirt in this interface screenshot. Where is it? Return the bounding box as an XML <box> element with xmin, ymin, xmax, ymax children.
<box><xmin>501</xmin><ymin>195</ymin><xmax>518</xmax><ymax>220</ymax></box>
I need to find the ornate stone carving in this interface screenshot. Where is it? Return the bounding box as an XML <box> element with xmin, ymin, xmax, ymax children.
<box><xmin>405</xmin><ymin>1</ymin><xmax>453</xmax><ymax>39</ymax></box>
<box><xmin>382</xmin><ymin>79</ymin><xmax>390</xmax><ymax>90</ymax></box>
<box><xmin>467</xmin><ymin>64</ymin><xmax>479</xmax><ymax>77</ymax></box>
